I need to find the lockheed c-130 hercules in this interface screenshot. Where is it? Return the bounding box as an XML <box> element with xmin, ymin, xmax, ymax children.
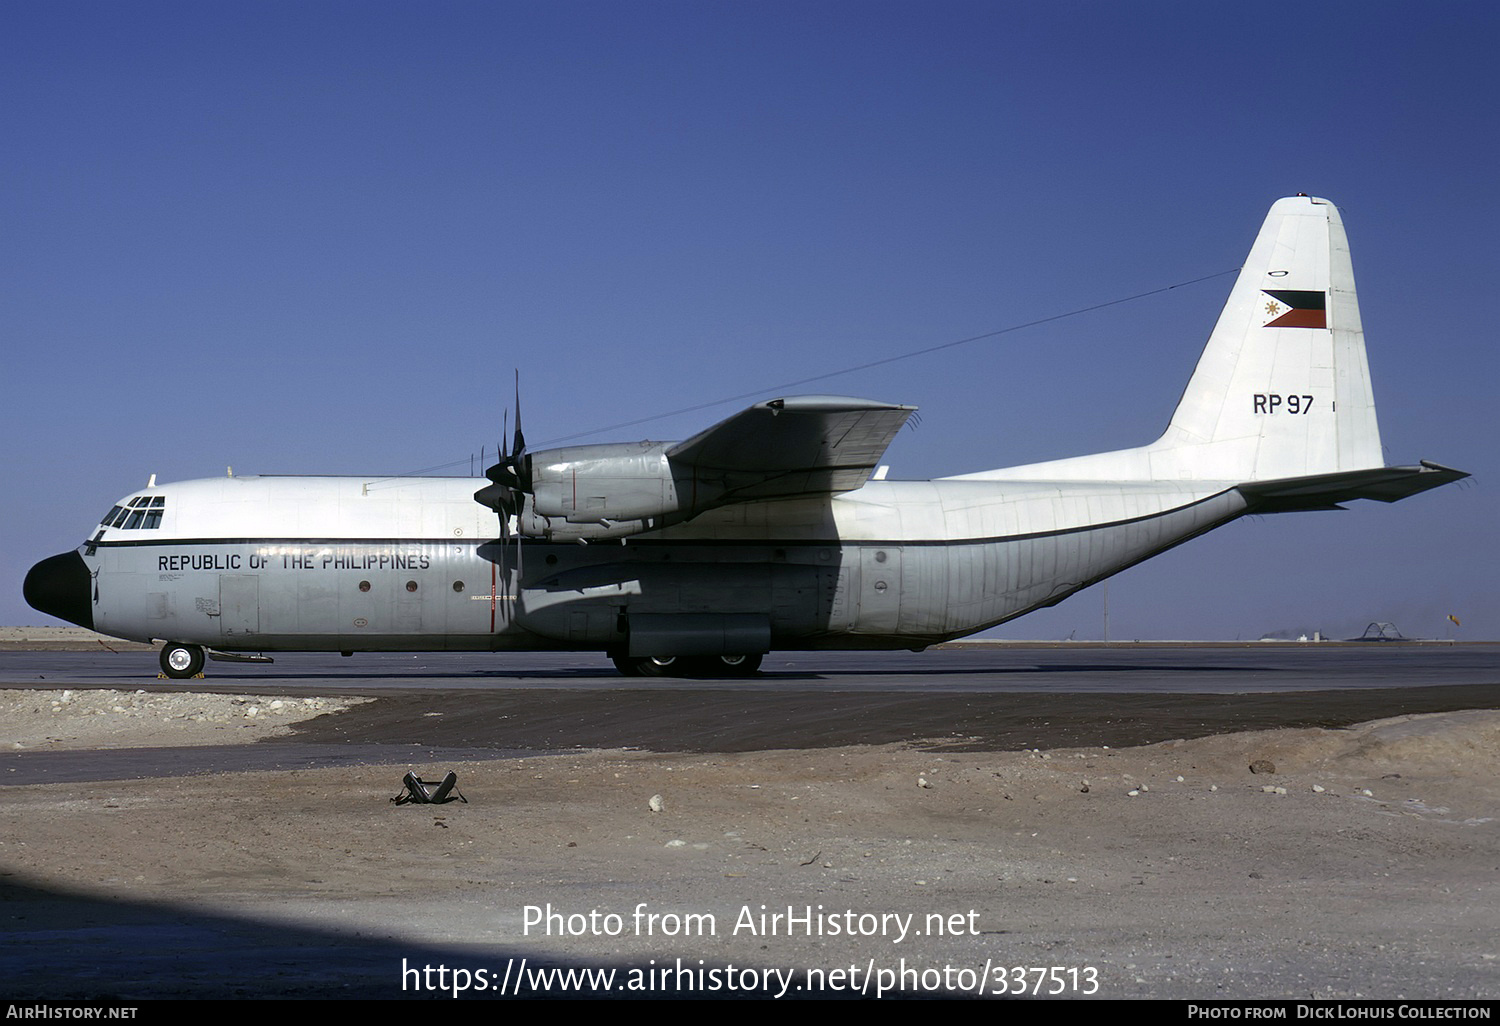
<box><xmin>25</xmin><ymin>196</ymin><xmax>1466</xmax><ymax>679</ymax></box>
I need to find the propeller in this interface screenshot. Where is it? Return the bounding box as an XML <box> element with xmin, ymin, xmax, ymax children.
<box><xmin>476</xmin><ymin>372</ymin><xmax>532</xmax><ymax>516</ymax></box>
<box><xmin>474</xmin><ymin>372</ymin><xmax>532</xmax><ymax>623</ymax></box>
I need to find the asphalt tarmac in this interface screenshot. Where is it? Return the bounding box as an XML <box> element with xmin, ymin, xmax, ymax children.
<box><xmin>2</xmin><ymin>644</ymin><xmax>1497</xmax><ymax>782</ymax></box>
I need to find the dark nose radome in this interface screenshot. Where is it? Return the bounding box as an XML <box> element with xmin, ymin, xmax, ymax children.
<box><xmin>24</xmin><ymin>551</ymin><xmax>94</xmax><ymax>630</ymax></box>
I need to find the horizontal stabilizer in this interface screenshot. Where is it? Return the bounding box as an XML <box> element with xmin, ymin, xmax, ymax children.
<box><xmin>1238</xmin><ymin>461</ymin><xmax>1469</xmax><ymax>513</ymax></box>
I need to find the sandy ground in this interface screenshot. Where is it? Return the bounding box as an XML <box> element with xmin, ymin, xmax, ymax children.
<box><xmin>0</xmin><ymin>687</ymin><xmax>1497</xmax><ymax>1000</ymax></box>
<box><xmin>0</xmin><ymin>626</ymin><xmax>156</xmax><ymax>651</ymax></box>
<box><xmin>0</xmin><ymin>687</ymin><xmax>367</xmax><ymax>749</ymax></box>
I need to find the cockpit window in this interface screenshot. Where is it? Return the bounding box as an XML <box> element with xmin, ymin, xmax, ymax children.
<box><xmin>105</xmin><ymin>496</ymin><xmax>167</xmax><ymax>530</ymax></box>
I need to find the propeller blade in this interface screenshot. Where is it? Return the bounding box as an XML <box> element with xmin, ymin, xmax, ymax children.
<box><xmin>512</xmin><ymin>370</ymin><xmax>526</xmax><ymax>461</ymax></box>
<box><xmin>475</xmin><ymin>372</ymin><xmax>532</xmax><ymax>541</ymax></box>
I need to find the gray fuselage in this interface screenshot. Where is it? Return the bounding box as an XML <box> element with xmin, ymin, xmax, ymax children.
<box><xmin>44</xmin><ymin>474</ymin><xmax>1247</xmax><ymax>657</ymax></box>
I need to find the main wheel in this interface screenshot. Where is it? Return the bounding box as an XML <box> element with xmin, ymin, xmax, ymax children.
<box><xmin>712</xmin><ymin>653</ymin><xmax>763</xmax><ymax>677</ymax></box>
<box><xmin>635</xmin><ymin>655</ymin><xmax>679</xmax><ymax>677</ymax></box>
<box><xmin>160</xmin><ymin>643</ymin><xmax>205</xmax><ymax>679</ymax></box>
<box><xmin>608</xmin><ymin>654</ymin><xmax>762</xmax><ymax>678</ymax></box>
<box><xmin>610</xmin><ymin>654</ymin><xmax>680</xmax><ymax>677</ymax></box>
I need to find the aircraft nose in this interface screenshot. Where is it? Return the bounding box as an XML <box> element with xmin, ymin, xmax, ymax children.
<box><xmin>23</xmin><ymin>551</ymin><xmax>94</xmax><ymax>630</ymax></box>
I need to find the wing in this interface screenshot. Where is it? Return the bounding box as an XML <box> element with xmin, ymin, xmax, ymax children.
<box><xmin>666</xmin><ymin>395</ymin><xmax>917</xmax><ymax>501</ymax></box>
<box><xmin>479</xmin><ymin>394</ymin><xmax>917</xmax><ymax>542</ymax></box>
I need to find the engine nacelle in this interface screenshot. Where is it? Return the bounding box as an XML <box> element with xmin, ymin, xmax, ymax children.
<box><xmin>528</xmin><ymin>441</ymin><xmax>686</xmax><ymax>522</ymax></box>
<box><xmin>511</xmin><ymin>440</ymin><xmax>739</xmax><ymax>541</ymax></box>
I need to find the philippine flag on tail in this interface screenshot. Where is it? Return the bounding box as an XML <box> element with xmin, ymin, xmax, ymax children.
<box><xmin>1261</xmin><ymin>290</ymin><xmax>1327</xmax><ymax>329</ymax></box>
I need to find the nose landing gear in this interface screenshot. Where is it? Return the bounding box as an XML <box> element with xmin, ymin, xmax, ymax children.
<box><xmin>160</xmin><ymin>643</ymin><xmax>205</xmax><ymax>679</ymax></box>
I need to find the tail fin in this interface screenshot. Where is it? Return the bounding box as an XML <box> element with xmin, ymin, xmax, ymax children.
<box><xmin>1146</xmin><ymin>194</ymin><xmax>1382</xmax><ymax>481</ymax></box>
<box><xmin>956</xmin><ymin>196</ymin><xmax>1391</xmax><ymax>485</ymax></box>
<box><xmin>949</xmin><ymin>196</ymin><xmax>1466</xmax><ymax>500</ymax></box>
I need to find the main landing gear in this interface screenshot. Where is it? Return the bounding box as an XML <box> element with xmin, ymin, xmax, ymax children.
<box><xmin>160</xmin><ymin>642</ymin><xmax>206</xmax><ymax>679</ymax></box>
<box><xmin>610</xmin><ymin>653</ymin><xmax>764</xmax><ymax>678</ymax></box>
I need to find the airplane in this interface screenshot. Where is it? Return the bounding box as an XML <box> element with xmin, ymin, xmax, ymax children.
<box><xmin>24</xmin><ymin>195</ymin><xmax>1466</xmax><ymax>679</ymax></box>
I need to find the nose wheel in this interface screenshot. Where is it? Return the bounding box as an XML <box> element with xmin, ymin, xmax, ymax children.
<box><xmin>160</xmin><ymin>643</ymin><xmax>205</xmax><ymax>679</ymax></box>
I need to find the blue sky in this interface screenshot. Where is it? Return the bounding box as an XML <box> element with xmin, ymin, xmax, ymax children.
<box><xmin>4</xmin><ymin>1</ymin><xmax>1496</xmax><ymax>640</ymax></box>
